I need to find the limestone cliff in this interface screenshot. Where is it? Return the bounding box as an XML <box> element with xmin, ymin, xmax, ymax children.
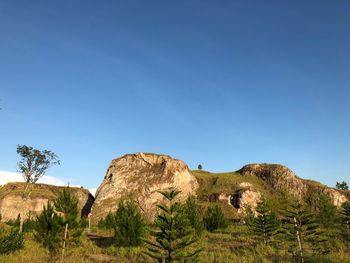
<box><xmin>0</xmin><ymin>183</ymin><xmax>94</xmax><ymax>221</ymax></box>
<box><xmin>91</xmin><ymin>153</ymin><xmax>198</xmax><ymax>222</ymax></box>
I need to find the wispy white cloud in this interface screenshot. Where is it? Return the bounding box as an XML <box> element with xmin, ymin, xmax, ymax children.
<box><xmin>0</xmin><ymin>171</ymin><xmax>96</xmax><ymax>196</ymax></box>
<box><xmin>0</xmin><ymin>171</ymin><xmax>66</xmax><ymax>186</ymax></box>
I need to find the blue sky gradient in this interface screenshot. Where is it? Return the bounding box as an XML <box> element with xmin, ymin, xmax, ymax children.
<box><xmin>1</xmin><ymin>1</ymin><xmax>349</xmax><ymax>189</ymax></box>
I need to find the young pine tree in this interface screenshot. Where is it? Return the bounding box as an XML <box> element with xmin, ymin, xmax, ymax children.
<box><xmin>182</xmin><ymin>196</ymin><xmax>204</xmax><ymax>236</ymax></box>
<box><xmin>54</xmin><ymin>188</ymin><xmax>83</xmax><ymax>260</ymax></box>
<box><xmin>113</xmin><ymin>198</ymin><xmax>146</xmax><ymax>247</ymax></box>
<box><xmin>317</xmin><ymin>194</ymin><xmax>338</xmax><ymax>229</ymax></box>
<box><xmin>249</xmin><ymin>199</ymin><xmax>277</xmax><ymax>245</ymax></box>
<box><xmin>282</xmin><ymin>201</ymin><xmax>327</xmax><ymax>263</ymax></box>
<box><xmin>0</xmin><ymin>230</ymin><xmax>24</xmax><ymax>254</ymax></box>
<box><xmin>339</xmin><ymin>201</ymin><xmax>350</xmax><ymax>243</ymax></box>
<box><xmin>34</xmin><ymin>202</ymin><xmax>63</xmax><ymax>260</ymax></box>
<box><xmin>144</xmin><ymin>189</ymin><xmax>201</xmax><ymax>263</ymax></box>
<box><xmin>203</xmin><ymin>204</ymin><xmax>228</xmax><ymax>232</ymax></box>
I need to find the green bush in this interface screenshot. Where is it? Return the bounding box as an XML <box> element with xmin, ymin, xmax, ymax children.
<box><xmin>0</xmin><ymin>230</ymin><xmax>24</xmax><ymax>254</ymax></box>
<box><xmin>203</xmin><ymin>204</ymin><xmax>228</xmax><ymax>232</ymax></box>
<box><xmin>33</xmin><ymin>201</ymin><xmax>63</xmax><ymax>259</ymax></box>
<box><xmin>182</xmin><ymin>196</ymin><xmax>204</xmax><ymax>236</ymax></box>
<box><xmin>113</xmin><ymin>198</ymin><xmax>147</xmax><ymax>247</ymax></box>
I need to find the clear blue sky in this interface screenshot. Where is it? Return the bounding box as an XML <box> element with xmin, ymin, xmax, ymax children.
<box><xmin>1</xmin><ymin>1</ymin><xmax>349</xmax><ymax>190</ymax></box>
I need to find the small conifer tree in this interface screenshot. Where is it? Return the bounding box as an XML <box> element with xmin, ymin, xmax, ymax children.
<box><xmin>249</xmin><ymin>199</ymin><xmax>277</xmax><ymax>245</ymax></box>
<box><xmin>203</xmin><ymin>204</ymin><xmax>228</xmax><ymax>232</ymax></box>
<box><xmin>339</xmin><ymin>201</ymin><xmax>350</xmax><ymax>243</ymax></box>
<box><xmin>144</xmin><ymin>188</ymin><xmax>201</xmax><ymax>263</ymax></box>
<box><xmin>54</xmin><ymin>188</ymin><xmax>83</xmax><ymax>251</ymax></box>
<box><xmin>317</xmin><ymin>194</ymin><xmax>338</xmax><ymax>228</ymax></box>
<box><xmin>182</xmin><ymin>196</ymin><xmax>204</xmax><ymax>236</ymax></box>
<box><xmin>0</xmin><ymin>230</ymin><xmax>24</xmax><ymax>254</ymax></box>
<box><xmin>113</xmin><ymin>198</ymin><xmax>146</xmax><ymax>247</ymax></box>
<box><xmin>282</xmin><ymin>201</ymin><xmax>327</xmax><ymax>263</ymax></box>
<box><xmin>34</xmin><ymin>202</ymin><xmax>62</xmax><ymax>260</ymax></box>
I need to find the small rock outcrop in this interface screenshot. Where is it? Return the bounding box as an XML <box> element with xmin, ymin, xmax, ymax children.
<box><xmin>230</xmin><ymin>183</ymin><xmax>261</xmax><ymax>215</ymax></box>
<box><xmin>0</xmin><ymin>183</ymin><xmax>94</xmax><ymax>221</ymax></box>
<box><xmin>92</xmin><ymin>153</ymin><xmax>199</xmax><ymax>221</ymax></box>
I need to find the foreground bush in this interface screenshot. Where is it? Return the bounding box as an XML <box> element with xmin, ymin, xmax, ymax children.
<box><xmin>203</xmin><ymin>204</ymin><xmax>227</xmax><ymax>232</ymax></box>
<box><xmin>0</xmin><ymin>230</ymin><xmax>24</xmax><ymax>254</ymax></box>
<box><xmin>113</xmin><ymin>198</ymin><xmax>147</xmax><ymax>247</ymax></box>
<box><xmin>33</xmin><ymin>201</ymin><xmax>62</xmax><ymax>259</ymax></box>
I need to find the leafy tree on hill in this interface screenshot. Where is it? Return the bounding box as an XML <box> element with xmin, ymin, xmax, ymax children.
<box><xmin>16</xmin><ymin>144</ymin><xmax>60</xmax><ymax>233</ymax></box>
<box><xmin>197</xmin><ymin>164</ymin><xmax>202</xmax><ymax>170</ymax></box>
<box><xmin>336</xmin><ymin>181</ymin><xmax>349</xmax><ymax>190</ymax></box>
<box><xmin>203</xmin><ymin>204</ymin><xmax>228</xmax><ymax>232</ymax></box>
<box><xmin>17</xmin><ymin>145</ymin><xmax>60</xmax><ymax>184</ymax></box>
<box><xmin>144</xmin><ymin>188</ymin><xmax>201</xmax><ymax>263</ymax></box>
<box><xmin>112</xmin><ymin>198</ymin><xmax>147</xmax><ymax>247</ymax></box>
<box><xmin>248</xmin><ymin>199</ymin><xmax>278</xmax><ymax>245</ymax></box>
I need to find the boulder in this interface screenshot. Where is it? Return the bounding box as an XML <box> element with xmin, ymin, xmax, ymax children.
<box><xmin>91</xmin><ymin>153</ymin><xmax>199</xmax><ymax>222</ymax></box>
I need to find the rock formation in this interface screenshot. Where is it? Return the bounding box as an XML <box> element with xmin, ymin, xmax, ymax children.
<box><xmin>239</xmin><ymin>164</ymin><xmax>307</xmax><ymax>199</ymax></box>
<box><xmin>0</xmin><ymin>183</ymin><xmax>94</xmax><ymax>221</ymax></box>
<box><xmin>231</xmin><ymin>182</ymin><xmax>261</xmax><ymax>215</ymax></box>
<box><xmin>91</xmin><ymin>153</ymin><xmax>199</xmax><ymax>222</ymax></box>
<box><xmin>239</xmin><ymin>163</ymin><xmax>348</xmax><ymax>207</ymax></box>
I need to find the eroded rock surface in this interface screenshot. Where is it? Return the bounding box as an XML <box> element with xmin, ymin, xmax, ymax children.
<box><xmin>240</xmin><ymin>164</ymin><xmax>307</xmax><ymax>199</ymax></box>
<box><xmin>92</xmin><ymin>153</ymin><xmax>198</xmax><ymax>221</ymax></box>
<box><xmin>0</xmin><ymin>183</ymin><xmax>94</xmax><ymax>221</ymax></box>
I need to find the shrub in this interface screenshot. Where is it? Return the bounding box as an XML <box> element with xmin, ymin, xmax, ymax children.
<box><xmin>113</xmin><ymin>198</ymin><xmax>147</xmax><ymax>247</ymax></box>
<box><xmin>203</xmin><ymin>205</ymin><xmax>228</xmax><ymax>232</ymax></box>
<box><xmin>182</xmin><ymin>196</ymin><xmax>204</xmax><ymax>236</ymax></box>
<box><xmin>0</xmin><ymin>230</ymin><xmax>24</xmax><ymax>254</ymax></box>
<box><xmin>33</xmin><ymin>201</ymin><xmax>63</xmax><ymax>259</ymax></box>
<box><xmin>54</xmin><ymin>188</ymin><xmax>83</xmax><ymax>247</ymax></box>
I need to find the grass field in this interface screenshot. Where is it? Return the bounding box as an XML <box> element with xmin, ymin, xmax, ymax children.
<box><xmin>1</xmin><ymin>224</ymin><xmax>349</xmax><ymax>263</ymax></box>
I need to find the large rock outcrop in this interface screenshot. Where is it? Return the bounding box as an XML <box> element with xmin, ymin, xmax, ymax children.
<box><xmin>239</xmin><ymin>164</ymin><xmax>308</xmax><ymax>199</ymax></box>
<box><xmin>0</xmin><ymin>183</ymin><xmax>94</xmax><ymax>221</ymax></box>
<box><xmin>239</xmin><ymin>163</ymin><xmax>348</xmax><ymax>207</ymax></box>
<box><xmin>91</xmin><ymin>153</ymin><xmax>198</xmax><ymax>222</ymax></box>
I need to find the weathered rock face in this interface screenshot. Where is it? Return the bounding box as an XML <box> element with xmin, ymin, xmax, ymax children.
<box><xmin>92</xmin><ymin>153</ymin><xmax>199</xmax><ymax>222</ymax></box>
<box><xmin>230</xmin><ymin>183</ymin><xmax>261</xmax><ymax>215</ymax></box>
<box><xmin>323</xmin><ymin>188</ymin><xmax>348</xmax><ymax>207</ymax></box>
<box><xmin>240</xmin><ymin>164</ymin><xmax>307</xmax><ymax>199</ymax></box>
<box><xmin>239</xmin><ymin>164</ymin><xmax>348</xmax><ymax>207</ymax></box>
<box><xmin>0</xmin><ymin>183</ymin><xmax>94</xmax><ymax>221</ymax></box>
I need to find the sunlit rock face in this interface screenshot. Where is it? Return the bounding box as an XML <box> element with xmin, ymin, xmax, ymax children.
<box><xmin>239</xmin><ymin>163</ymin><xmax>348</xmax><ymax>208</ymax></box>
<box><xmin>0</xmin><ymin>183</ymin><xmax>94</xmax><ymax>221</ymax></box>
<box><xmin>230</xmin><ymin>182</ymin><xmax>261</xmax><ymax>215</ymax></box>
<box><xmin>91</xmin><ymin>153</ymin><xmax>199</xmax><ymax>222</ymax></box>
<box><xmin>239</xmin><ymin>164</ymin><xmax>307</xmax><ymax>199</ymax></box>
